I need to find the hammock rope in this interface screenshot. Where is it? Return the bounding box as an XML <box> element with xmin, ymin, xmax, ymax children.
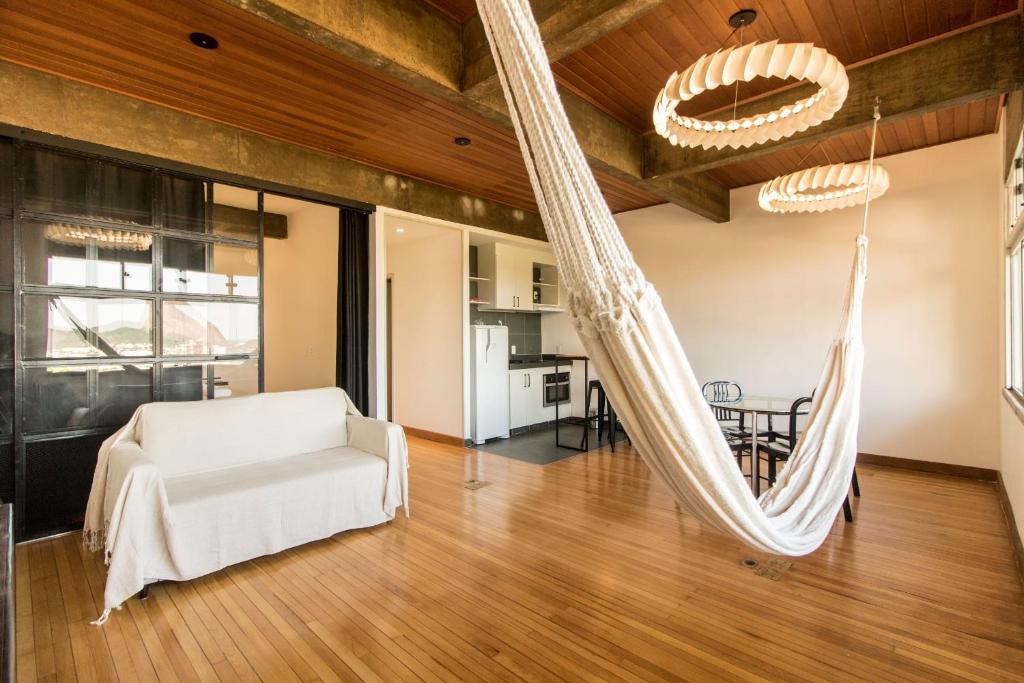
<box><xmin>477</xmin><ymin>0</ymin><xmax>879</xmax><ymax>555</ymax></box>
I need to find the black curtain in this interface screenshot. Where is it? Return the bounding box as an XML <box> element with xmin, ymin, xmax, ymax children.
<box><xmin>336</xmin><ymin>208</ymin><xmax>370</xmax><ymax>414</ymax></box>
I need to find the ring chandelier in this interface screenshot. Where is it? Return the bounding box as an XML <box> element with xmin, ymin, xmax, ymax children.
<box><xmin>652</xmin><ymin>40</ymin><xmax>849</xmax><ymax>150</ymax></box>
<box><xmin>45</xmin><ymin>223</ymin><xmax>153</xmax><ymax>251</ymax></box>
<box><xmin>757</xmin><ymin>162</ymin><xmax>889</xmax><ymax>214</ymax></box>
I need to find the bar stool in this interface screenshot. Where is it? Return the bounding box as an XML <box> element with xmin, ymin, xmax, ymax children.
<box><xmin>601</xmin><ymin>401</ymin><xmax>631</xmax><ymax>452</ymax></box>
<box><xmin>586</xmin><ymin>379</ymin><xmax>630</xmax><ymax>451</ymax></box>
<box><xmin>585</xmin><ymin>379</ymin><xmax>606</xmax><ymax>435</ymax></box>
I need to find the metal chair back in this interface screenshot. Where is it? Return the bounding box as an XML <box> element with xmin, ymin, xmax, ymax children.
<box><xmin>702</xmin><ymin>381</ymin><xmax>742</xmax><ymax>421</ymax></box>
<box><xmin>782</xmin><ymin>396</ymin><xmax>813</xmax><ymax>450</ymax></box>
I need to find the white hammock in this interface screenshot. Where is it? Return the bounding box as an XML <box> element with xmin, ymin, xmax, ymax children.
<box><xmin>476</xmin><ymin>0</ymin><xmax>874</xmax><ymax>555</ymax></box>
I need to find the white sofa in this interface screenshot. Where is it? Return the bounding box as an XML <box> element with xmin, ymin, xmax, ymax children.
<box><xmin>84</xmin><ymin>387</ymin><xmax>408</xmax><ymax>622</ymax></box>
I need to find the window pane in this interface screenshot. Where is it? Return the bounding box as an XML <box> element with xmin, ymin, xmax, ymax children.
<box><xmin>23</xmin><ymin>220</ymin><xmax>152</xmax><ymax>290</ymax></box>
<box><xmin>0</xmin><ymin>219</ymin><xmax>12</xmax><ymax>285</ymax></box>
<box><xmin>23</xmin><ymin>366</ymin><xmax>89</xmax><ymax>432</ymax></box>
<box><xmin>0</xmin><ymin>367</ymin><xmax>12</xmax><ymax>436</ymax></box>
<box><xmin>0</xmin><ymin>297</ymin><xmax>12</xmax><ymax>361</ymax></box>
<box><xmin>0</xmin><ymin>443</ymin><xmax>12</xmax><ymax>504</ymax></box>
<box><xmin>1011</xmin><ymin>246</ymin><xmax>1023</xmax><ymax>394</ymax></box>
<box><xmin>162</xmin><ymin>359</ymin><xmax>258</xmax><ymax>401</ymax></box>
<box><xmin>24</xmin><ymin>149</ymin><xmax>152</xmax><ymax>224</ymax></box>
<box><xmin>24</xmin><ymin>295</ymin><xmax>153</xmax><ymax>359</ymax></box>
<box><xmin>162</xmin><ymin>239</ymin><xmax>258</xmax><ymax>296</ymax></box>
<box><xmin>22</xmin><ymin>364</ymin><xmax>152</xmax><ymax>434</ymax></box>
<box><xmin>96</xmin><ymin>160</ymin><xmax>152</xmax><ymax>224</ymax></box>
<box><xmin>0</xmin><ymin>140</ymin><xmax>11</xmax><ymax>212</ymax></box>
<box><xmin>23</xmin><ymin>148</ymin><xmax>89</xmax><ymax>217</ymax></box>
<box><xmin>162</xmin><ymin>300</ymin><xmax>258</xmax><ymax>356</ymax></box>
<box><xmin>96</xmin><ymin>364</ymin><xmax>153</xmax><ymax>427</ymax></box>
<box><xmin>162</xmin><ymin>175</ymin><xmax>208</xmax><ymax>233</ymax></box>
<box><xmin>212</xmin><ymin>184</ymin><xmax>259</xmax><ymax>239</ymax></box>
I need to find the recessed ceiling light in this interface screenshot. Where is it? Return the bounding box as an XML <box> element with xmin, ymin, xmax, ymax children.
<box><xmin>396</xmin><ymin>227</ymin><xmax>405</xmax><ymax>233</ymax></box>
<box><xmin>189</xmin><ymin>32</ymin><xmax>219</xmax><ymax>50</ymax></box>
<box><xmin>454</xmin><ymin>137</ymin><xmax>472</xmax><ymax>146</ymax></box>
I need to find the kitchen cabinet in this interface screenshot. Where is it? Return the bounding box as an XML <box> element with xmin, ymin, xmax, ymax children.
<box><xmin>509</xmin><ymin>366</ymin><xmax>560</xmax><ymax>429</ymax></box>
<box><xmin>477</xmin><ymin>243</ymin><xmax>562</xmax><ymax>311</ymax></box>
<box><xmin>509</xmin><ymin>368</ymin><xmax>537</xmax><ymax>429</ymax></box>
<box><xmin>479</xmin><ymin>243</ymin><xmax>532</xmax><ymax>310</ymax></box>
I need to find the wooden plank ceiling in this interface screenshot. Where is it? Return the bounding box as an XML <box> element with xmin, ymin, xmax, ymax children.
<box><xmin>707</xmin><ymin>96</ymin><xmax>1004</xmax><ymax>188</ymax></box>
<box><xmin>437</xmin><ymin>0</ymin><xmax>1015</xmax><ymax>188</ymax></box>
<box><xmin>0</xmin><ymin>0</ymin><xmax>662</xmax><ymax>215</ymax></box>
<box><xmin>0</xmin><ymin>0</ymin><xmax>1017</xmax><ymax>218</ymax></box>
<box><xmin>551</xmin><ymin>0</ymin><xmax>1015</xmax><ymax>188</ymax></box>
<box><xmin>552</xmin><ymin>0</ymin><xmax>1018</xmax><ymax>131</ymax></box>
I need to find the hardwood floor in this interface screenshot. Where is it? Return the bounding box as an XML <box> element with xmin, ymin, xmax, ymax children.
<box><xmin>16</xmin><ymin>437</ymin><xmax>1024</xmax><ymax>681</ymax></box>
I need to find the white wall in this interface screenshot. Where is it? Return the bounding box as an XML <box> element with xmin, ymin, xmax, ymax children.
<box><xmin>541</xmin><ymin>310</ymin><xmax>584</xmax><ymax>355</ymax></box>
<box><xmin>264</xmin><ymin>202</ymin><xmax>339</xmax><ymax>392</ymax></box>
<box><xmin>610</xmin><ymin>135</ymin><xmax>1003</xmax><ymax>468</ymax></box>
<box><xmin>386</xmin><ymin>219</ymin><xmax>464</xmax><ymax>438</ymax></box>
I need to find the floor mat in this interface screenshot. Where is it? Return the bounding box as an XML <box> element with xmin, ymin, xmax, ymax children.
<box><xmin>474</xmin><ymin>425</ymin><xmax>627</xmax><ymax>465</ymax></box>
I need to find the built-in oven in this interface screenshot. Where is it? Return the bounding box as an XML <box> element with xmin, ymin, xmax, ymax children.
<box><xmin>543</xmin><ymin>371</ymin><xmax>570</xmax><ymax>407</ymax></box>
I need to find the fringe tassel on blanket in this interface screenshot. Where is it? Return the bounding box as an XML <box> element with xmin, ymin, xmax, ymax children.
<box><xmin>83</xmin><ymin>527</ymin><xmax>106</xmax><ymax>554</ymax></box>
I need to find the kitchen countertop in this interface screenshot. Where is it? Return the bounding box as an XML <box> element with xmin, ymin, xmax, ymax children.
<box><xmin>509</xmin><ymin>354</ymin><xmax>588</xmax><ymax>370</ymax></box>
<box><xmin>508</xmin><ymin>360</ymin><xmax>562</xmax><ymax>370</ymax></box>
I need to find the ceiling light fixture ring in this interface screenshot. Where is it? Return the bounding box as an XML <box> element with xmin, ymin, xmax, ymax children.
<box><xmin>757</xmin><ymin>162</ymin><xmax>889</xmax><ymax>214</ymax></box>
<box><xmin>653</xmin><ymin>40</ymin><xmax>849</xmax><ymax>150</ymax></box>
<box><xmin>45</xmin><ymin>223</ymin><xmax>153</xmax><ymax>251</ymax></box>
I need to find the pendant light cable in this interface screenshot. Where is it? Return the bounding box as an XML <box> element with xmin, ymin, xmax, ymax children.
<box><xmin>732</xmin><ymin>24</ymin><xmax>745</xmax><ymax>121</ymax></box>
<box><xmin>861</xmin><ymin>101</ymin><xmax>882</xmax><ymax>237</ymax></box>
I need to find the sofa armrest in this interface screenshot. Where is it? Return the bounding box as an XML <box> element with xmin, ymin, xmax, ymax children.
<box><xmin>102</xmin><ymin>439</ymin><xmax>177</xmax><ymax>625</ymax></box>
<box><xmin>103</xmin><ymin>441</ymin><xmax>161</xmax><ymax>518</ymax></box>
<box><xmin>347</xmin><ymin>415</ymin><xmax>409</xmax><ymax>517</ymax></box>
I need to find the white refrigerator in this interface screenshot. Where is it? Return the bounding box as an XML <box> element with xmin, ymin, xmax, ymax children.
<box><xmin>470</xmin><ymin>325</ymin><xmax>510</xmax><ymax>444</ymax></box>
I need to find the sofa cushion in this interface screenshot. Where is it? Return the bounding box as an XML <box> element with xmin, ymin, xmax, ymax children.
<box><xmin>138</xmin><ymin>387</ymin><xmax>349</xmax><ymax>478</ymax></box>
<box><xmin>161</xmin><ymin>446</ymin><xmax>389</xmax><ymax>577</ymax></box>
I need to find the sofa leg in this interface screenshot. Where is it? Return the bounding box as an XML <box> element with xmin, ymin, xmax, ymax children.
<box><xmin>139</xmin><ymin>585</ymin><xmax>150</xmax><ymax>600</ymax></box>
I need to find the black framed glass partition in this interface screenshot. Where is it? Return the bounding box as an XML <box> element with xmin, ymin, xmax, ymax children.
<box><xmin>0</xmin><ymin>142</ymin><xmax>13</xmax><ymax>510</ymax></box>
<box><xmin>0</xmin><ymin>137</ymin><xmax>273</xmax><ymax>538</ymax></box>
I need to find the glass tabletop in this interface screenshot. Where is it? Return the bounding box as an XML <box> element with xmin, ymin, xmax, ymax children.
<box><xmin>707</xmin><ymin>394</ymin><xmax>810</xmax><ymax>415</ymax></box>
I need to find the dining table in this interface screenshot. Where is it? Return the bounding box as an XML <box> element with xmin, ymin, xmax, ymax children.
<box><xmin>706</xmin><ymin>394</ymin><xmax>809</xmax><ymax>496</ymax></box>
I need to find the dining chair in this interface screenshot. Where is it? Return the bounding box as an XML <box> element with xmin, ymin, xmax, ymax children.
<box><xmin>702</xmin><ymin>380</ymin><xmax>762</xmax><ymax>480</ymax></box>
<box><xmin>701</xmin><ymin>380</ymin><xmax>745</xmax><ymax>435</ymax></box>
<box><xmin>760</xmin><ymin>396</ymin><xmax>860</xmax><ymax>521</ymax></box>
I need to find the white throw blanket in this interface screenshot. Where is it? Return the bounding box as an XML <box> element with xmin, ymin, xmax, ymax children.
<box><xmin>476</xmin><ymin>0</ymin><xmax>872</xmax><ymax>555</ymax></box>
<box><xmin>84</xmin><ymin>390</ymin><xmax>408</xmax><ymax>624</ymax></box>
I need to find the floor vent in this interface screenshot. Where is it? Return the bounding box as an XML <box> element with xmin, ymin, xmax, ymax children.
<box><xmin>464</xmin><ymin>479</ymin><xmax>493</xmax><ymax>490</ymax></box>
<box><xmin>741</xmin><ymin>557</ymin><xmax>793</xmax><ymax>581</ymax></box>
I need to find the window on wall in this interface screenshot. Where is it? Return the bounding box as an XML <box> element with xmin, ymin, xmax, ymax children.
<box><xmin>1</xmin><ymin>139</ymin><xmax>269</xmax><ymax>537</ymax></box>
<box><xmin>1006</xmin><ymin>130</ymin><xmax>1024</xmax><ymax>399</ymax></box>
